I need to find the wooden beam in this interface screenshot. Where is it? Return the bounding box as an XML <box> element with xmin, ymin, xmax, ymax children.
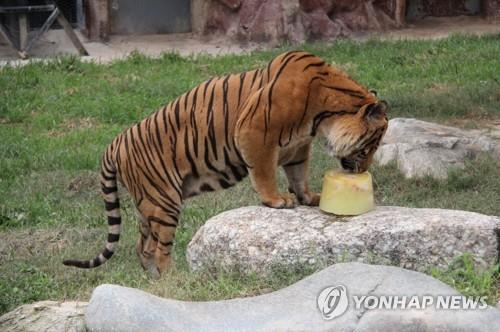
<box><xmin>0</xmin><ymin>5</ymin><xmax>55</xmax><ymax>14</ymax></box>
<box><xmin>19</xmin><ymin>14</ymin><xmax>28</xmax><ymax>51</ymax></box>
<box><xmin>56</xmin><ymin>12</ymin><xmax>89</xmax><ymax>56</ymax></box>
<box><xmin>21</xmin><ymin>7</ymin><xmax>59</xmax><ymax>58</ymax></box>
<box><xmin>0</xmin><ymin>0</ymin><xmax>88</xmax><ymax>58</ymax></box>
<box><xmin>0</xmin><ymin>23</ymin><xmax>17</xmax><ymax>51</ymax></box>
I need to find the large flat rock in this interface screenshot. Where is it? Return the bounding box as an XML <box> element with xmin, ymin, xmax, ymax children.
<box><xmin>85</xmin><ymin>263</ymin><xmax>500</xmax><ymax>332</ymax></box>
<box><xmin>0</xmin><ymin>301</ymin><xmax>87</xmax><ymax>332</ymax></box>
<box><xmin>374</xmin><ymin>118</ymin><xmax>500</xmax><ymax>179</ymax></box>
<box><xmin>187</xmin><ymin>206</ymin><xmax>499</xmax><ymax>275</ymax></box>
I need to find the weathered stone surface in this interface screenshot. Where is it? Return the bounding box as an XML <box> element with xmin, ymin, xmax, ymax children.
<box><xmin>194</xmin><ymin>0</ymin><xmax>399</xmax><ymax>44</ymax></box>
<box><xmin>0</xmin><ymin>301</ymin><xmax>87</xmax><ymax>332</ymax></box>
<box><xmin>85</xmin><ymin>263</ymin><xmax>500</xmax><ymax>332</ymax></box>
<box><xmin>187</xmin><ymin>206</ymin><xmax>499</xmax><ymax>275</ymax></box>
<box><xmin>374</xmin><ymin>118</ymin><xmax>500</xmax><ymax>179</ymax></box>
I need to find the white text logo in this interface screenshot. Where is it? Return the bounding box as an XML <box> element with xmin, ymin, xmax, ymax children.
<box><xmin>317</xmin><ymin>285</ymin><xmax>488</xmax><ymax>320</ymax></box>
<box><xmin>317</xmin><ymin>285</ymin><xmax>349</xmax><ymax>320</ymax></box>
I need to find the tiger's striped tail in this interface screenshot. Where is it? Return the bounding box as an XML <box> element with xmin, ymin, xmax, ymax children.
<box><xmin>63</xmin><ymin>147</ymin><xmax>121</xmax><ymax>269</ymax></box>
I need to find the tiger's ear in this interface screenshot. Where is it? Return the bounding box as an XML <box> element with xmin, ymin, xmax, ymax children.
<box><xmin>364</xmin><ymin>101</ymin><xmax>388</xmax><ymax>121</ymax></box>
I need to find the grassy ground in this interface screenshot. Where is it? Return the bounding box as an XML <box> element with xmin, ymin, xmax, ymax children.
<box><xmin>1</xmin><ymin>34</ymin><xmax>499</xmax><ymax>314</ymax></box>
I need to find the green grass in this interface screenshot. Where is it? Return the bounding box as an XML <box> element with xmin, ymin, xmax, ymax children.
<box><xmin>1</xmin><ymin>34</ymin><xmax>500</xmax><ymax>314</ymax></box>
<box><xmin>430</xmin><ymin>255</ymin><xmax>499</xmax><ymax>302</ymax></box>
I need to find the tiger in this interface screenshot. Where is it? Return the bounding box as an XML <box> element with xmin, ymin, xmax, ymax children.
<box><xmin>63</xmin><ymin>50</ymin><xmax>389</xmax><ymax>277</ymax></box>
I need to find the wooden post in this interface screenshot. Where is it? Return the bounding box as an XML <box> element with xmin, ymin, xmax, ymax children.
<box><xmin>21</xmin><ymin>6</ymin><xmax>59</xmax><ymax>58</ymax></box>
<box><xmin>17</xmin><ymin>0</ymin><xmax>28</xmax><ymax>50</ymax></box>
<box><xmin>19</xmin><ymin>14</ymin><xmax>28</xmax><ymax>50</ymax></box>
<box><xmin>85</xmin><ymin>0</ymin><xmax>109</xmax><ymax>41</ymax></box>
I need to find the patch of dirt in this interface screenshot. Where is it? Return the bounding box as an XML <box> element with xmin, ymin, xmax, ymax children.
<box><xmin>445</xmin><ymin>115</ymin><xmax>499</xmax><ymax>127</ymax></box>
<box><xmin>485</xmin><ymin>120</ymin><xmax>500</xmax><ymax>140</ymax></box>
<box><xmin>426</xmin><ymin>83</ymin><xmax>453</xmax><ymax>93</ymax></box>
<box><xmin>445</xmin><ymin>117</ymin><xmax>500</xmax><ymax>139</ymax></box>
<box><xmin>370</xmin><ymin>16</ymin><xmax>500</xmax><ymax>40</ymax></box>
<box><xmin>63</xmin><ymin>117</ymin><xmax>100</xmax><ymax>130</ymax></box>
<box><xmin>46</xmin><ymin>118</ymin><xmax>101</xmax><ymax>138</ymax></box>
<box><xmin>66</xmin><ymin>171</ymin><xmax>99</xmax><ymax>195</ymax></box>
<box><xmin>66</xmin><ymin>170</ymin><xmax>129</xmax><ymax>199</ymax></box>
<box><xmin>0</xmin><ymin>227</ymin><xmax>102</xmax><ymax>264</ymax></box>
<box><xmin>5</xmin><ymin>170</ymin><xmax>100</xmax><ymax>199</ymax></box>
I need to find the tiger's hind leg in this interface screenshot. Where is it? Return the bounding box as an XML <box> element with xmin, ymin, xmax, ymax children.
<box><xmin>135</xmin><ymin>211</ymin><xmax>157</xmax><ymax>276</ymax></box>
<box><xmin>136</xmin><ymin>199</ymin><xmax>179</xmax><ymax>278</ymax></box>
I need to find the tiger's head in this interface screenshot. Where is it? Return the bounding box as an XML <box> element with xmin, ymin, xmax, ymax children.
<box><xmin>311</xmin><ymin>67</ymin><xmax>389</xmax><ymax>173</ymax></box>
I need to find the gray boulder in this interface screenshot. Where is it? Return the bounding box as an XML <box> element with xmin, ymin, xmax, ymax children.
<box><xmin>0</xmin><ymin>301</ymin><xmax>87</xmax><ymax>332</ymax></box>
<box><xmin>85</xmin><ymin>263</ymin><xmax>500</xmax><ymax>332</ymax></box>
<box><xmin>186</xmin><ymin>206</ymin><xmax>499</xmax><ymax>275</ymax></box>
<box><xmin>374</xmin><ymin>118</ymin><xmax>500</xmax><ymax>179</ymax></box>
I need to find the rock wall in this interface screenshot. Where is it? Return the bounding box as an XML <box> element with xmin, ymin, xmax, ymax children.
<box><xmin>192</xmin><ymin>0</ymin><xmax>404</xmax><ymax>44</ymax></box>
<box><xmin>80</xmin><ymin>1</ymin><xmax>499</xmax><ymax>42</ymax></box>
<box><xmin>191</xmin><ymin>0</ymin><xmax>500</xmax><ymax>43</ymax></box>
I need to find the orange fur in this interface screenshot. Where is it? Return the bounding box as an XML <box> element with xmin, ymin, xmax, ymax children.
<box><xmin>63</xmin><ymin>51</ymin><xmax>388</xmax><ymax>277</ymax></box>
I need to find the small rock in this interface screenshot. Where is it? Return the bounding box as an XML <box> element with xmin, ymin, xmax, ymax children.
<box><xmin>186</xmin><ymin>206</ymin><xmax>499</xmax><ymax>275</ymax></box>
<box><xmin>0</xmin><ymin>301</ymin><xmax>87</xmax><ymax>332</ymax></box>
<box><xmin>85</xmin><ymin>263</ymin><xmax>500</xmax><ymax>332</ymax></box>
<box><xmin>374</xmin><ymin>118</ymin><xmax>500</xmax><ymax>179</ymax></box>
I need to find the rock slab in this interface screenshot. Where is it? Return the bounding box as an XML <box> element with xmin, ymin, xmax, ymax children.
<box><xmin>85</xmin><ymin>263</ymin><xmax>500</xmax><ymax>332</ymax></box>
<box><xmin>0</xmin><ymin>301</ymin><xmax>87</xmax><ymax>332</ymax></box>
<box><xmin>374</xmin><ymin>118</ymin><xmax>500</xmax><ymax>179</ymax></box>
<box><xmin>195</xmin><ymin>0</ymin><xmax>399</xmax><ymax>44</ymax></box>
<box><xmin>187</xmin><ymin>206</ymin><xmax>499</xmax><ymax>275</ymax></box>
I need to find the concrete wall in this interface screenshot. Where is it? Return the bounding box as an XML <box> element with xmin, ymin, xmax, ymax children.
<box><xmin>85</xmin><ymin>0</ymin><xmax>192</xmax><ymax>40</ymax></box>
<box><xmin>109</xmin><ymin>0</ymin><xmax>191</xmax><ymax>35</ymax></box>
<box><xmin>406</xmin><ymin>0</ymin><xmax>481</xmax><ymax>19</ymax></box>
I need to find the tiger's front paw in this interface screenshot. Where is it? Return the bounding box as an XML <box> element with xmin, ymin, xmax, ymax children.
<box><xmin>262</xmin><ymin>193</ymin><xmax>296</xmax><ymax>209</ymax></box>
<box><xmin>297</xmin><ymin>191</ymin><xmax>320</xmax><ymax>206</ymax></box>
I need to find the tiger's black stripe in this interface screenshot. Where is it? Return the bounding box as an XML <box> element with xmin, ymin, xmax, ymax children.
<box><xmin>265</xmin><ymin>52</ymin><xmax>298</xmax><ymax>142</ymax></box>
<box><xmin>102</xmin><ymin>185</ymin><xmax>117</xmax><ymax>194</ymax></box>
<box><xmin>303</xmin><ymin>61</ymin><xmax>326</xmax><ymax>71</ymax></box>
<box><xmin>283</xmin><ymin>158</ymin><xmax>307</xmax><ymax>167</ymax></box>
<box><xmin>105</xmin><ymin>201</ymin><xmax>120</xmax><ymax>211</ymax></box>
<box><xmin>107</xmin><ymin>233</ymin><xmax>120</xmax><ymax>242</ymax></box>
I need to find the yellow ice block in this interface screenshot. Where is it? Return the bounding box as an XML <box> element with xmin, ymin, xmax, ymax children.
<box><xmin>319</xmin><ymin>170</ymin><xmax>374</xmax><ymax>216</ymax></box>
